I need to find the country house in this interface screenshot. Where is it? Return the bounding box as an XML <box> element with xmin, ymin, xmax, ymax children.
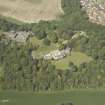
<box><xmin>44</xmin><ymin>47</ymin><xmax>71</xmax><ymax>60</ymax></box>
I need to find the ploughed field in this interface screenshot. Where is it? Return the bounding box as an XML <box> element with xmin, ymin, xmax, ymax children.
<box><xmin>0</xmin><ymin>90</ymin><xmax>105</xmax><ymax>105</ymax></box>
<box><xmin>0</xmin><ymin>0</ymin><xmax>63</xmax><ymax>23</ymax></box>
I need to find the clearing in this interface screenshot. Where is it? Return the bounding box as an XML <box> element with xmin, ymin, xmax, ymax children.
<box><xmin>30</xmin><ymin>36</ymin><xmax>93</xmax><ymax>69</ymax></box>
<box><xmin>30</xmin><ymin>36</ymin><xmax>58</xmax><ymax>58</ymax></box>
<box><xmin>0</xmin><ymin>0</ymin><xmax>63</xmax><ymax>23</ymax></box>
<box><xmin>52</xmin><ymin>51</ymin><xmax>93</xmax><ymax>70</ymax></box>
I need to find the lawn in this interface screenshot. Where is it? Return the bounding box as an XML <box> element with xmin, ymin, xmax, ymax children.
<box><xmin>0</xmin><ymin>90</ymin><xmax>105</xmax><ymax>105</ymax></box>
<box><xmin>52</xmin><ymin>51</ymin><xmax>93</xmax><ymax>70</ymax></box>
<box><xmin>32</xmin><ymin>44</ymin><xmax>57</xmax><ymax>58</ymax></box>
<box><xmin>30</xmin><ymin>37</ymin><xmax>58</xmax><ymax>58</ymax></box>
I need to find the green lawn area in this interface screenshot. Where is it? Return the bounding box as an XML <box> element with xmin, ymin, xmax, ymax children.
<box><xmin>52</xmin><ymin>51</ymin><xmax>93</xmax><ymax>70</ymax></box>
<box><xmin>30</xmin><ymin>37</ymin><xmax>58</xmax><ymax>58</ymax></box>
<box><xmin>0</xmin><ymin>90</ymin><xmax>105</xmax><ymax>105</ymax></box>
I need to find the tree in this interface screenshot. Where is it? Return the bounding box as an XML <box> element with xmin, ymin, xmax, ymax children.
<box><xmin>32</xmin><ymin>25</ymin><xmax>47</xmax><ymax>40</ymax></box>
<box><xmin>48</xmin><ymin>32</ymin><xmax>58</xmax><ymax>43</ymax></box>
<box><xmin>43</xmin><ymin>38</ymin><xmax>51</xmax><ymax>46</ymax></box>
<box><xmin>58</xmin><ymin>102</ymin><xmax>73</xmax><ymax>105</ymax></box>
<box><xmin>59</xmin><ymin>44</ymin><xmax>66</xmax><ymax>50</ymax></box>
<box><xmin>68</xmin><ymin>62</ymin><xmax>78</xmax><ymax>72</ymax></box>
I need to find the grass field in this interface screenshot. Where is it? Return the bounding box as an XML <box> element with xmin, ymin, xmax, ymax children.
<box><xmin>30</xmin><ymin>37</ymin><xmax>58</xmax><ymax>58</ymax></box>
<box><xmin>0</xmin><ymin>0</ymin><xmax>63</xmax><ymax>23</ymax></box>
<box><xmin>52</xmin><ymin>51</ymin><xmax>93</xmax><ymax>69</ymax></box>
<box><xmin>0</xmin><ymin>90</ymin><xmax>105</xmax><ymax>105</ymax></box>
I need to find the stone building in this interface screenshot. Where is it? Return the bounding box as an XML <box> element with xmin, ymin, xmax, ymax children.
<box><xmin>44</xmin><ymin>47</ymin><xmax>71</xmax><ymax>60</ymax></box>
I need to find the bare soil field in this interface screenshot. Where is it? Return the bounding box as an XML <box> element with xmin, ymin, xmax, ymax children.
<box><xmin>0</xmin><ymin>0</ymin><xmax>64</xmax><ymax>23</ymax></box>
